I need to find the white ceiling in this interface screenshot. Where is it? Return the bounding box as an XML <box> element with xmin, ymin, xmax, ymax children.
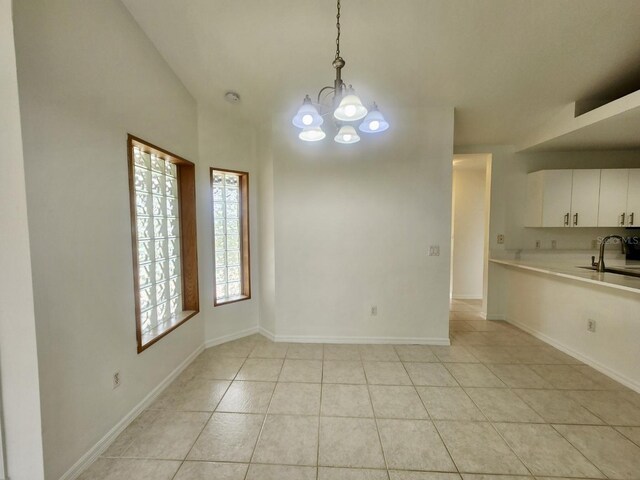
<box><xmin>121</xmin><ymin>0</ymin><xmax>640</xmax><ymax>146</ymax></box>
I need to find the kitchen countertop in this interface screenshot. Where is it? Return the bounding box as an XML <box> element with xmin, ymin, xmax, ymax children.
<box><xmin>490</xmin><ymin>258</ymin><xmax>640</xmax><ymax>294</ymax></box>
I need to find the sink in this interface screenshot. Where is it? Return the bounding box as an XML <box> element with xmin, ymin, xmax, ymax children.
<box><xmin>579</xmin><ymin>265</ymin><xmax>640</xmax><ymax>278</ymax></box>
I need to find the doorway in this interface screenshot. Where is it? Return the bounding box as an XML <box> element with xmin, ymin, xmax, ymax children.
<box><xmin>450</xmin><ymin>154</ymin><xmax>492</xmax><ymax>317</ymax></box>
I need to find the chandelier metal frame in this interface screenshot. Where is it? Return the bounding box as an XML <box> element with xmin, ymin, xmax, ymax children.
<box><xmin>292</xmin><ymin>0</ymin><xmax>389</xmax><ymax>143</ymax></box>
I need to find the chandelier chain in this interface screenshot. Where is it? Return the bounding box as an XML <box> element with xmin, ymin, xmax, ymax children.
<box><xmin>335</xmin><ymin>0</ymin><xmax>341</xmax><ymax>61</ymax></box>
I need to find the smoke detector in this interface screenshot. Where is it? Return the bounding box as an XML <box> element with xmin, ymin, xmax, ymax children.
<box><xmin>224</xmin><ymin>91</ymin><xmax>241</xmax><ymax>104</ymax></box>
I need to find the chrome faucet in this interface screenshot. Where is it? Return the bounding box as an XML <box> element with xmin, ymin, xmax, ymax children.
<box><xmin>592</xmin><ymin>235</ymin><xmax>627</xmax><ymax>272</ymax></box>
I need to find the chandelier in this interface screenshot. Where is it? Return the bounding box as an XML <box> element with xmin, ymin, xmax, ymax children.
<box><xmin>291</xmin><ymin>0</ymin><xmax>389</xmax><ymax>144</ymax></box>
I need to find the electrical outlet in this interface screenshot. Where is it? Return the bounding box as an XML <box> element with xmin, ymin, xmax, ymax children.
<box><xmin>535</xmin><ymin>240</ymin><xmax>541</xmax><ymax>249</ymax></box>
<box><xmin>587</xmin><ymin>319</ymin><xmax>596</xmax><ymax>333</ymax></box>
<box><xmin>551</xmin><ymin>240</ymin><xmax>557</xmax><ymax>249</ymax></box>
<box><xmin>113</xmin><ymin>371</ymin><xmax>121</xmax><ymax>389</ymax></box>
<box><xmin>428</xmin><ymin>245</ymin><xmax>440</xmax><ymax>256</ymax></box>
<box><xmin>497</xmin><ymin>234</ymin><xmax>505</xmax><ymax>244</ymax></box>
<box><xmin>370</xmin><ymin>306</ymin><xmax>378</xmax><ymax>316</ymax></box>
<box><xmin>591</xmin><ymin>239</ymin><xmax>598</xmax><ymax>249</ymax></box>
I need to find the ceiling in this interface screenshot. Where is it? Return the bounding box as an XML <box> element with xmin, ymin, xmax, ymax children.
<box><xmin>121</xmin><ymin>0</ymin><xmax>640</xmax><ymax>146</ymax></box>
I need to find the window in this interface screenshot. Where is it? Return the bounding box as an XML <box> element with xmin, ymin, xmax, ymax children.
<box><xmin>211</xmin><ymin>168</ymin><xmax>251</xmax><ymax>305</ymax></box>
<box><xmin>128</xmin><ymin>135</ymin><xmax>199</xmax><ymax>352</ymax></box>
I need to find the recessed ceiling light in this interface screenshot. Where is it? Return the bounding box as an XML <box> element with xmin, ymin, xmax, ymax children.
<box><xmin>224</xmin><ymin>91</ymin><xmax>241</xmax><ymax>104</ymax></box>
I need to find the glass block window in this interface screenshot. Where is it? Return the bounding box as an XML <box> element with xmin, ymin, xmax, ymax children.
<box><xmin>133</xmin><ymin>146</ymin><xmax>182</xmax><ymax>337</ymax></box>
<box><xmin>211</xmin><ymin>168</ymin><xmax>251</xmax><ymax>305</ymax></box>
<box><xmin>129</xmin><ymin>135</ymin><xmax>199</xmax><ymax>353</ymax></box>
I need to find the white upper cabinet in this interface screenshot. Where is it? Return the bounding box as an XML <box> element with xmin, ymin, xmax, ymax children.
<box><xmin>597</xmin><ymin>168</ymin><xmax>640</xmax><ymax>227</ymax></box>
<box><xmin>526</xmin><ymin>170</ymin><xmax>573</xmax><ymax>227</ymax></box>
<box><xmin>526</xmin><ymin>168</ymin><xmax>613</xmax><ymax>228</ymax></box>
<box><xmin>525</xmin><ymin>171</ymin><xmax>544</xmax><ymax>227</ymax></box>
<box><xmin>528</xmin><ymin>168</ymin><xmax>640</xmax><ymax>228</ymax></box>
<box><xmin>541</xmin><ymin>170</ymin><xmax>574</xmax><ymax>227</ymax></box>
<box><xmin>598</xmin><ymin>169</ymin><xmax>629</xmax><ymax>227</ymax></box>
<box><xmin>570</xmin><ymin>169</ymin><xmax>601</xmax><ymax>227</ymax></box>
<box><xmin>626</xmin><ymin>169</ymin><xmax>640</xmax><ymax>227</ymax></box>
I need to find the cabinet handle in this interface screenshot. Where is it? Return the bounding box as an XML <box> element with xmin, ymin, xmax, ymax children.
<box><xmin>564</xmin><ymin>213</ymin><xmax>570</xmax><ymax>226</ymax></box>
<box><xmin>630</xmin><ymin>213</ymin><xmax>635</xmax><ymax>226</ymax></box>
<box><xmin>573</xmin><ymin>213</ymin><xmax>579</xmax><ymax>226</ymax></box>
<box><xmin>621</xmin><ymin>213</ymin><xmax>626</xmax><ymax>226</ymax></box>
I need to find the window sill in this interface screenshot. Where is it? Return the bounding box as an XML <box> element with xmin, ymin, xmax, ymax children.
<box><xmin>214</xmin><ymin>295</ymin><xmax>251</xmax><ymax>307</ymax></box>
<box><xmin>139</xmin><ymin>310</ymin><xmax>198</xmax><ymax>353</ymax></box>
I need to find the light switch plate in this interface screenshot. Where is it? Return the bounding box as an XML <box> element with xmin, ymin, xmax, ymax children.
<box><xmin>428</xmin><ymin>245</ymin><xmax>440</xmax><ymax>256</ymax></box>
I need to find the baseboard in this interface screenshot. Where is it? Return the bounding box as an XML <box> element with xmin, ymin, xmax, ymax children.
<box><xmin>59</xmin><ymin>343</ymin><xmax>204</xmax><ymax>480</ymax></box>
<box><xmin>258</xmin><ymin>324</ymin><xmax>449</xmax><ymax>346</ymax></box>
<box><xmin>258</xmin><ymin>326</ymin><xmax>276</xmax><ymax>341</ymax></box>
<box><xmin>485</xmin><ymin>314</ymin><xmax>506</xmax><ymax>321</ymax></box>
<box><xmin>451</xmin><ymin>295</ymin><xmax>482</xmax><ymax>300</ymax></box>
<box><xmin>266</xmin><ymin>333</ymin><xmax>450</xmax><ymax>346</ymax></box>
<box><xmin>204</xmin><ymin>326</ymin><xmax>259</xmax><ymax>349</ymax></box>
<box><xmin>508</xmin><ymin>318</ymin><xmax>640</xmax><ymax>394</ymax></box>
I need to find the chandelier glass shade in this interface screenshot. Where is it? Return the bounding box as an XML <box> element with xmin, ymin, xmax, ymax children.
<box><xmin>334</xmin><ymin>93</ymin><xmax>368</xmax><ymax>122</ymax></box>
<box><xmin>292</xmin><ymin>95</ymin><xmax>324</xmax><ymax>129</ymax></box>
<box><xmin>292</xmin><ymin>0</ymin><xmax>389</xmax><ymax>143</ymax></box>
<box><xmin>334</xmin><ymin>125</ymin><xmax>360</xmax><ymax>144</ymax></box>
<box><xmin>358</xmin><ymin>104</ymin><xmax>389</xmax><ymax>133</ymax></box>
<box><xmin>299</xmin><ymin>127</ymin><xmax>327</xmax><ymax>142</ymax></box>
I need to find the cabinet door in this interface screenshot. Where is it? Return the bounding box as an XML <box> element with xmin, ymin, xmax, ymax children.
<box><xmin>627</xmin><ymin>169</ymin><xmax>640</xmax><ymax>227</ymax></box>
<box><xmin>542</xmin><ymin>170</ymin><xmax>573</xmax><ymax>227</ymax></box>
<box><xmin>598</xmin><ymin>169</ymin><xmax>629</xmax><ymax>227</ymax></box>
<box><xmin>571</xmin><ymin>169</ymin><xmax>601</xmax><ymax>227</ymax></box>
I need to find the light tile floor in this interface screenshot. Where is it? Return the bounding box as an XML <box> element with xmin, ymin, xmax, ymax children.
<box><xmin>81</xmin><ymin>299</ymin><xmax>640</xmax><ymax>479</ymax></box>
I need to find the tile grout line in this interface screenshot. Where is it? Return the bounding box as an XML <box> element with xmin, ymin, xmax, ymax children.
<box><xmin>460</xmin><ymin>386</ymin><xmax>546</xmax><ymax>424</ymax></box>
<box><xmin>615</xmin><ymin>426</ymin><xmax>640</xmax><ymax>449</ymax></box>
<box><xmin>482</xmin><ymin>416</ymin><xmax>540</xmax><ymax>477</ymax></box>
<box><xmin>446</xmin><ymin>319</ymin><xmax>538</xmax><ymax>478</ymax></box>
<box><xmin>245</xmin><ymin>343</ymin><xmax>287</xmax><ymax>479</ymax></box>
<box><xmin>361</xmin><ymin>348</ymin><xmax>391</xmax><ymax>475</ymax></box>
<box><xmin>563</xmin><ymin>389</ymin><xmax>626</xmax><ymax>426</ymax></box>
<box><xmin>397</xmin><ymin>345</ymin><xmax>461</xmax><ymax>476</ymax></box>
<box><xmin>460</xmin><ymin>387</ymin><xmax>544</xmax><ymax>476</ymax></box>
<box><xmin>508</xmin><ymin>387</ymin><xmax>610</xmax><ymax>426</ymax></box>
<box><xmin>103</xmin><ymin>411</ymin><xmax>640</xmax><ymax>426</ymax></box>
<box><xmin>548</xmin><ymin>423</ymin><xmax>608</xmax><ymax>479</ymax></box>
<box><xmin>169</xmin><ymin>339</ymin><xmax>256</xmax><ymax>480</ymax></box>
<box><xmin>316</xmin><ymin>345</ymin><xmax>324</xmax><ymax>480</ymax></box>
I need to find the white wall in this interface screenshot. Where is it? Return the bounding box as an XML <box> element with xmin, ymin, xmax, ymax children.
<box><xmin>197</xmin><ymin>106</ymin><xmax>260</xmax><ymax>343</ymax></box>
<box><xmin>257</xmin><ymin>127</ymin><xmax>277</xmax><ymax>335</ymax></box>
<box><xmin>451</xmin><ymin>166</ymin><xmax>486</xmax><ymax>299</ymax></box>
<box><xmin>499</xmin><ymin>265</ymin><xmax>640</xmax><ymax>392</ymax></box>
<box><xmin>265</xmin><ymin>108</ymin><xmax>454</xmax><ymax>343</ymax></box>
<box><xmin>0</xmin><ymin>0</ymin><xmax>45</xmax><ymax>477</ymax></box>
<box><xmin>13</xmin><ymin>1</ymin><xmax>203</xmax><ymax>478</ymax></box>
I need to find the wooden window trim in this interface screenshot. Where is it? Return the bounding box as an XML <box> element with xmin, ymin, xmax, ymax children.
<box><xmin>128</xmin><ymin>134</ymin><xmax>199</xmax><ymax>353</ymax></box>
<box><xmin>211</xmin><ymin>167</ymin><xmax>251</xmax><ymax>306</ymax></box>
